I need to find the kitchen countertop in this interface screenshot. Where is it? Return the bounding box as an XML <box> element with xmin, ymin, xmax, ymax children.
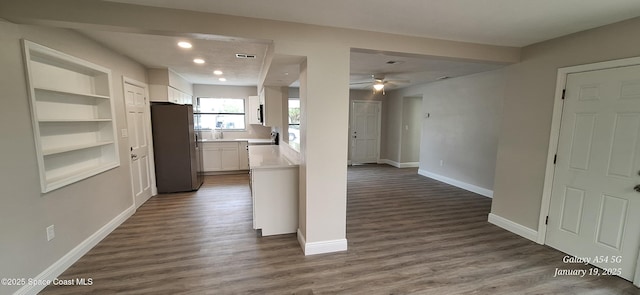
<box><xmin>249</xmin><ymin>145</ymin><xmax>300</xmax><ymax>169</ymax></box>
<box><xmin>200</xmin><ymin>138</ymin><xmax>274</xmax><ymax>145</ymax></box>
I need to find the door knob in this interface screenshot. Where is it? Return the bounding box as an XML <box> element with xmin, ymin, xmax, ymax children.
<box><xmin>634</xmin><ymin>184</ymin><xmax>640</xmax><ymax>192</ymax></box>
<box><xmin>131</xmin><ymin>154</ymin><xmax>138</xmax><ymax>160</ymax></box>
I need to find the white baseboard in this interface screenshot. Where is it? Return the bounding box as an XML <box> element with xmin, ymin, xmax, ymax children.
<box><xmin>417</xmin><ymin>169</ymin><xmax>493</xmax><ymax>198</ymax></box>
<box><xmin>297</xmin><ymin>228</ymin><xmax>348</xmax><ymax>256</ymax></box>
<box><xmin>377</xmin><ymin>159</ymin><xmax>419</xmax><ymax>168</ymax></box>
<box><xmin>488</xmin><ymin>213</ymin><xmax>538</xmax><ymax>242</ymax></box>
<box><xmin>15</xmin><ymin>205</ymin><xmax>135</xmax><ymax>295</ymax></box>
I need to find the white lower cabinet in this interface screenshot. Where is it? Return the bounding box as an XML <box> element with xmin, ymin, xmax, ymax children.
<box><xmin>251</xmin><ymin>167</ymin><xmax>298</xmax><ymax>236</ymax></box>
<box><xmin>238</xmin><ymin>141</ymin><xmax>249</xmax><ymax>170</ymax></box>
<box><xmin>221</xmin><ymin>147</ymin><xmax>239</xmax><ymax>170</ymax></box>
<box><xmin>202</xmin><ymin>141</ymin><xmax>249</xmax><ymax>172</ymax></box>
<box><xmin>202</xmin><ymin>144</ymin><xmax>222</xmax><ymax>171</ymax></box>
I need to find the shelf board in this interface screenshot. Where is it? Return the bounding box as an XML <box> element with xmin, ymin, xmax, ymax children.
<box><xmin>45</xmin><ymin>162</ymin><xmax>119</xmax><ymax>192</ymax></box>
<box><xmin>42</xmin><ymin>141</ymin><xmax>115</xmax><ymax>156</ymax></box>
<box><xmin>35</xmin><ymin>87</ymin><xmax>110</xmax><ymax>100</ymax></box>
<box><xmin>39</xmin><ymin>118</ymin><xmax>112</xmax><ymax>123</ymax></box>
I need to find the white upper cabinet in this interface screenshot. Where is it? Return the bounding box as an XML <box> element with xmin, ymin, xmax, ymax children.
<box><xmin>149</xmin><ymin>85</ymin><xmax>192</xmax><ymax>105</ymax></box>
<box><xmin>22</xmin><ymin>40</ymin><xmax>120</xmax><ymax>193</ymax></box>
<box><xmin>148</xmin><ymin>68</ymin><xmax>193</xmax><ymax>104</ymax></box>
<box><xmin>248</xmin><ymin>95</ymin><xmax>260</xmax><ymax>125</ymax></box>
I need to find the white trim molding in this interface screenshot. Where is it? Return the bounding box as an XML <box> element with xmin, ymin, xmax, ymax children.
<box><xmin>636</xmin><ymin>251</ymin><xmax>640</xmax><ymax>287</ymax></box>
<box><xmin>538</xmin><ymin>56</ymin><xmax>640</xmax><ymax>245</ymax></box>
<box><xmin>418</xmin><ymin>169</ymin><xmax>493</xmax><ymax>198</ymax></box>
<box><xmin>488</xmin><ymin>213</ymin><xmax>538</xmax><ymax>242</ymax></box>
<box><xmin>377</xmin><ymin>159</ymin><xmax>419</xmax><ymax>168</ymax></box>
<box><xmin>15</xmin><ymin>205</ymin><xmax>135</xmax><ymax>295</ymax></box>
<box><xmin>297</xmin><ymin>229</ymin><xmax>348</xmax><ymax>256</ymax></box>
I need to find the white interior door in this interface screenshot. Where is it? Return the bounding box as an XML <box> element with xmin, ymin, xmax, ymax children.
<box><xmin>546</xmin><ymin>65</ymin><xmax>640</xmax><ymax>281</ymax></box>
<box><xmin>351</xmin><ymin>101</ymin><xmax>380</xmax><ymax>164</ymax></box>
<box><xmin>124</xmin><ymin>82</ymin><xmax>152</xmax><ymax>208</ymax></box>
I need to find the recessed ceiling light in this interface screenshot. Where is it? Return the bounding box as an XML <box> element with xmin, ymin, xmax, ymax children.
<box><xmin>178</xmin><ymin>41</ymin><xmax>192</xmax><ymax>49</ymax></box>
<box><xmin>219</xmin><ymin>78</ymin><xmax>227</xmax><ymax>82</ymax></box>
<box><xmin>193</xmin><ymin>58</ymin><xmax>205</xmax><ymax>64</ymax></box>
<box><xmin>213</xmin><ymin>70</ymin><xmax>223</xmax><ymax>75</ymax></box>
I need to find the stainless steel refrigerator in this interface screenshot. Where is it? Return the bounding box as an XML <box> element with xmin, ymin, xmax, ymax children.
<box><xmin>150</xmin><ymin>103</ymin><xmax>204</xmax><ymax>193</ymax></box>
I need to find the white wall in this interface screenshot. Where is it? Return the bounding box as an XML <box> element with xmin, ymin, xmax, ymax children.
<box><xmin>386</xmin><ymin>69</ymin><xmax>505</xmax><ymax>192</ymax></box>
<box><xmin>0</xmin><ymin>21</ymin><xmax>146</xmax><ymax>294</ymax></box>
<box><xmin>492</xmin><ymin>16</ymin><xmax>640</xmax><ymax>230</ymax></box>
<box><xmin>193</xmin><ymin>84</ymin><xmax>272</xmax><ymax>139</ymax></box>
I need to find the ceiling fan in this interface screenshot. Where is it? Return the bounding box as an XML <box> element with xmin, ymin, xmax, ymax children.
<box><xmin>349</xmin><ymin>74</ymin><xmax>410</xmax><ymax>94</ymax></box>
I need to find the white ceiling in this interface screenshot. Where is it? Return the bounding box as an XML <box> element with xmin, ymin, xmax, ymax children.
<box><xmin>80</xmin><ymin>27</ymin><xmax>502</xmax><ymax>90</ymax></box>
<box><xmin>85</xmin><ymin>1</ymin><xmax>640</xmax><ymax>90</ymax></box>
<box><xmin>80</xmin><ymin>30</ymin><xmax>269</xmax><ymax>86</ymax></box>
<box><xmin>109</xmin><ymin>0</ymin><xmax>640</xmax><ymax>47</ymax></box>
<box><xmin>349</xmin><ymin>50</ymin><xmax>504</xmax><ymax>90</ymax></box>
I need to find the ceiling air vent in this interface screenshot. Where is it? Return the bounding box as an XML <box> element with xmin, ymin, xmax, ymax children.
<box><xmin>235</xmin><ymin>53</ymin><xmax>257</xmax><ymax>59</ymax></box>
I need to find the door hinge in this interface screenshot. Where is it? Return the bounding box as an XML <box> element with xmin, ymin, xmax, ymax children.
<box><xmin>553</xmin><ymin>154</ymin><xmax>557</xmax><ymax>164</ymax></box>
<box><xmin>545</xmin><ymin>216</ymin><xmax>549</xmax><ymax>225</ymax></box>
<box><xmin>561</xmin><ymin>89</ymin><xmax>566</xmax><ymax>100</ymax></box>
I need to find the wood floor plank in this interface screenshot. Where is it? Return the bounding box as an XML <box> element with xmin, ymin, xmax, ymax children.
<box><xmin>40</xmin><ymin>165</ymin><xmax>638</xmax><ymax>294</ymax></box>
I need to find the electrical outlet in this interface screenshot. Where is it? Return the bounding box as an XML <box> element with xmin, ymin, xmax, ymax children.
<box><xmin>440</xmin><ymin>160</ymin><xmax>444</xmax><ymax>167</ymax></box>
<box><xmin>46</xmin><ymin>225</ymin><xmax>55</xmax><ymax>241</ymax></box>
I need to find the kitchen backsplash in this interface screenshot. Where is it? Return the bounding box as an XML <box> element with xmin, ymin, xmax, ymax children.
<box><xmin>198</xmin><ymin>125</ymin><xmax>272</xmax><ymax>140</ymax></box>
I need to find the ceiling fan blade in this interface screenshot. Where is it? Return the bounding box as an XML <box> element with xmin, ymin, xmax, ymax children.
<box><xmin>349</xmin><ymin>81</ymin><xmax>373</xmax><ymax>85</ymax></box>
<box><xmin>384</xmin><ymin>79</ymin><xmax>410</xmax><ymax>84</ymax></box>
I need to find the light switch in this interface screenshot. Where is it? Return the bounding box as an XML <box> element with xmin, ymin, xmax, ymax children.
<box><xmin>46</xmin><ymin>225</ymin><xmax>55</xmax><ymax>241</ymax></box>
<box><xmin>121</xmin><ymin>129</ymin><xmax>128</xmax><ymax>138</ymax></box>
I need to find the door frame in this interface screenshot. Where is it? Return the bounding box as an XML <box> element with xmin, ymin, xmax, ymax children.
<box><xmin>538</xmin><ymin>56</ymin><xmax>640</xmax><ymax>287</ymax></box>
<box><xmin>349</xmin><ymin>100</ymin><xmax>381</xmax><ymax>164</ymax></box>
<box><xmin>398</xmin><ymin>95</ymin><xmax>422</xmax><ymax>166</ymax></box>
<box><xmin>122</xmin><ymin>76</ymin><xmax>157</xmax><ymax>203</ymax></box>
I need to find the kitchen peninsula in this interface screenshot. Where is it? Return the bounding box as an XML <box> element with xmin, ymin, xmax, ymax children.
<box><xmin>249</xmin><ymin>144</ymin><xmax>299</xmax><ymax>236</ymax></box>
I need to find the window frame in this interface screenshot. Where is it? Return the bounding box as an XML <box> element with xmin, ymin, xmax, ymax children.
<box><xmin>288</xmin><ymin>98</ymin><xmax>301</xmax><ymax>143</ymax></box>
<box><xmin>195</xmin><ymin>97</ymin><xmax>247</xmax><ymax>131</ymax></box>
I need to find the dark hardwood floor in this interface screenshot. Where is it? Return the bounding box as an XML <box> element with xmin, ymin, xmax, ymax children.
<box><xmin>41</xmin><ymin>165</ymin><xmax>638</xmax><ymax>294</ymax></box>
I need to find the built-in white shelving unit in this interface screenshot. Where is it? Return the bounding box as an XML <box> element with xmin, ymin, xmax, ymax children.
<box><xmin>23</xmin><ymin>40</ymin><xmax>120</xmax><ymax>193</ymax></box>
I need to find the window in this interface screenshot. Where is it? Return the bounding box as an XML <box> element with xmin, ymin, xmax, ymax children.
<box><xmin>195</xmin><ymin>97</ymin><xmax>246</xmax><ymax>130</ymax></box>
<box><xmin>288</xmin><ymin>98</ymin><xmax>300</xmax><ymax>144</ymax></box>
